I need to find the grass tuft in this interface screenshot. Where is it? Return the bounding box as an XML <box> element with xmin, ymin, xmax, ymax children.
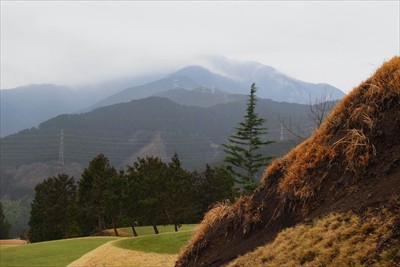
<box><xmin>227</xmin><ymin>207</ymin><xmax>400</xmax><ymax>267</ymax></box>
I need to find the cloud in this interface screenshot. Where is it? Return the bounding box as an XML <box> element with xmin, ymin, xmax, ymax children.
<box><xmin>1</xmin><ymin>1</ymin><xmax>399</xmax><ymax>92</ymax></box>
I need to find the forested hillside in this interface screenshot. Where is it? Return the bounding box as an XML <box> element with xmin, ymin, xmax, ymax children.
<box><xmin>1</xmin><ymin>97</ymin><xmax>315</xmax><ymax>171</ymax></box>
<box><xmin>0</xmin><ymin>95</ymin><xmax>331</xmax><ymax>237</ymax></box>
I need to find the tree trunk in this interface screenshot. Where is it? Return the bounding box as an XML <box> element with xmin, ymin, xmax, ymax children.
<box><xmin>112</xmin><ymin>217</ymin><xmax>119</xmax><ymax>236</ymax></box>
<box><xmin>98</xmin><ymin>215</ymin><xmax>103</xmax><ymax>234</ymax></box>
<box><xmin>98</xmin><ymin>214</ymin><xmax>106</xmax><ymax>235</ymax></box>
<box><xmin>131</xmin><ymin>222</ymin><xmax>138</xmax><ymax>237</ymax></box>
<box><xmin>152</xmin><ymin>221</ymin><xmax>159</xmax><ymax>235</ymax></box>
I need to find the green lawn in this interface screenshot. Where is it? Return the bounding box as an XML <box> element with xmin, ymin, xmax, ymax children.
<box><xmin>0</xmin><ymin>237</ymin><xmax>119</xmax><ymax>267</ymax></box>
<box><xmin>116</xmin><ymin>224</ymin><xmax>197</xmax><ymax>237</ymax></box>
<box><xmin>0</xmin><ymin>224</ymin><xmax>198</xmax><ymax>266</ymax></box>
<box><xmin>114</xmin><ymin>230</ymin><xmax>194</xmax><ymax>254</ymax></box>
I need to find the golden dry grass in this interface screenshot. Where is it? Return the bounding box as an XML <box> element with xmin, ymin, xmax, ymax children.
<box><xmin>67</xmin><ymin>239</ymin><xmax>177</xmax><ymax>267</ymax></box>
<box><xmin>178</xmin><ymin>197</ymin><xmax>263</xmax><ymax>263</ymax></box>
<box><xmin>261</xmin><ymin>56</ymin><xmax>400</xmax><ymax>202</ymax></box>
<box><xmin>227</xmin><ymin>208</ymin><xmax>400</xmax><ymax>267</ymax></box>
<box><xmin>0</xmin><ymin>239</ymin><xmax>28</xmax><ymax>246</ymax></box>
<box><xmin>178</xmin><ymin>202</ymin><xmax>237</xmax><ymax>261</ymax></box>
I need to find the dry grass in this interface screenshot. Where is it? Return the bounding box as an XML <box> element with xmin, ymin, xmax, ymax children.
<box><xmin>0</xmin><ymin>239</ymin><xmax>27</xmax><ymax>246</ymax></box>
<box><xmin>333</xmin><ymin>128</ymin><xmax>376</xmax><ymax>172</ymax></box>
<box><xmin>177</xmin><ymin>201</ymin><xmax>238</xmax><ymax>262</ymax></box>
<box><xmin>178</xmin><ymin>197</ymin><xmax>263</xmax><ymax>264</ymax></box>
<box><xmin>68</xmin><ymin>239</ymin><xmax>177</xmax><ymax>267</ymax></box>
<box><xmin>261</xmin><ymin>56</ymin><xmax>400</xmax><ymax>203</ymax></box>
<box><xmin>227</xmin><ymin>207</ymin><xmax>400</xmax><ymax>267</ymax></box>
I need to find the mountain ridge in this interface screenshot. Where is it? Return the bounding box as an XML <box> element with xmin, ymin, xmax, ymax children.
<box><xmin>1</xmin><ymin>58</ymin><xmax>345</xmax><ymax>137</ymax></box>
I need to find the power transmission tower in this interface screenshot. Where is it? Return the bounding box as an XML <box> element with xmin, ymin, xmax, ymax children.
<box><xmin>173</xmin><ymin>79</ymin><xmax>179</xmax><ymax>89</ymax></box>
<box><xmin>280</xmin><ymin>123</ymin><xmax>284</xmax><ymax>141</ymax></box>
<box><xmin>58</xmin><ymin>129</ymin><xmax>64</xmax><ymax>165</ymax></box>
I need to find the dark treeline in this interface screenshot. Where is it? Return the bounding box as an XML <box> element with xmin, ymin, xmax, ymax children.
<box><xmin>28</xmin><ymin>153</ymin><xmax>236</xmax><ymax>243</ymax></box>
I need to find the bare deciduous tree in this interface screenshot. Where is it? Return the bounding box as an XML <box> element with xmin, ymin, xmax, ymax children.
<box><xmin>279</xmin><ymin>90</ymin><xmax>336</xmax><ymax>141</ymax></box>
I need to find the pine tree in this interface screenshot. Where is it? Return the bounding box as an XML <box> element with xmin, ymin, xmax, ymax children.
<box><xmin>223</xmin><ymin>83</ymin><xmax>274</xmax><ymax>194</ymax></box>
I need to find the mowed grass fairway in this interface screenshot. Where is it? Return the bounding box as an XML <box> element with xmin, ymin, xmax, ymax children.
<box><xmin>114</xmin><ymin>224</ymin><xmax>197</xmax><ymax>237</ymax></box>
<box><xmin>115</xmin><ymin>230</ymin><xmax>194</xmax><ymax>254</ymax></box>
<box><xmin>0</xmin><ymin>224</ymin><xmax>197</xmax><ymax>267</ymax></box>
<box><xmin>0</xmin><ymin>237</ymin><xmax>119</xmax><ymax>267</ymax></box>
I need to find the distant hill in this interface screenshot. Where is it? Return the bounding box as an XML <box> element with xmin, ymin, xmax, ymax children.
<box><xmin>1</xmin><ymin>58</ymin><xmax>344</xmax><ymax>137</ymax></box>
<box><xmin>155</xmin><ymin>88</ymin><xmax>246</xmax><ymax>108</ymax></box>
<box><xmin>0</xmin><ymin>96</ymin><xmax>320</xmax><ymax>200</ymax></box>
<box><xmin>176</xmin><ymin>57</ymin><xmax>400</xmax><ymax>267</ymax></box>
<box><xmin>0</xmin><ymin>84</ymin><xmax>87</xmax><ymax>137</ymax></box>
<box><xmin>89</xmin><ymin>62</ymin><xmax>345</xmax><ymax>110</ymax></box>
<box><xmin>0</xmin><ymin>73</ymin><xmax>162</xmax><ymax>137</ymax></box>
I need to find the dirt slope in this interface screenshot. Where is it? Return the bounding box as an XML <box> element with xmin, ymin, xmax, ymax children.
<box><xmin>175</xmin><ymin>56</ymin><xmax>400</xmax><ymax>267</ymax></box>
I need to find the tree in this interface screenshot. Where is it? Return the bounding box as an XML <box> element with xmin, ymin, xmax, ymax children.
<box><xmin>129</xmin><ymin>156</ymin><xmax>167</xmax><ymax>234</ymax></box>
<box><xmin>195</xmin><ymin>165</ymin><xmax>237</xmax><ymax>214</ymax></box>
<box><xmin>121</xmin><ymin>168</ymin><xmax>141</xmax><ymax>237</ymax></box>
<box><xmin>163</xmin><ymin>153</ymin><xmax>195</xmax><ymax>231</ymax></box>
<box><xmin>78</xmin><ymin>154</ymin><xmax>117</xmax><ymax>235</ymax></box>
<box><xmin>103</xmin><ymin>172</ymin><xmax>124</xmax><ymax>236</ymax></box>
<box><xmin>279</xmin><ymin>91</ymin><xmax>336</xmax><ymax>140</ymax></box>
<box><xmin>28</xmin><ymin>174</ymin><xmax>78</xmax><ymax>243</ymax></box>
<box><xmin>223</xmin><ymin>83</ymin><xmax>274</xmax><ymax>194</ymax></box>
<box><xmin>0</xmin><ymin>201</ymin><xmax>11</xmax><ymax>239</ymax></box>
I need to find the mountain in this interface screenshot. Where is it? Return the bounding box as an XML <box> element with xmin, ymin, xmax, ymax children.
<box><xmin>0</xmin><ymin>84</ymin><xmax>87</xmax><ymax>137</ymax></box>
<box><xmin>176</xmin><ymin>57</ymin><xmax>400</xmax><ymax>266</ymax></box>
<box><xmin>170</xmin><ymin>65</ymin><xmax>244</xmax><ymax>94</ymax></box>
<box><xmin>89</xmin><ymin>62</ymin><xmax>345</xmax><ymax>110</ymax></box>
<box><xmin>155</xmin><ymin>88</ymin><xmax>246</xmax><ymax>108</ymax></box>
<box><xmin>0</xmin><ymin>96</ymin><xmax>320</xmax><ymax>200</ymax></box>
<box><xmin>1</xmin><ymin>58</ymin><xmax>344</xmax><ymax>137</ymax></box>
<box><xmin>86</xmin><ymin>75</ymin><xmax>200</xmax><ymax>111</ymax></box>
<box><xmin>206</xmin><ymin>55</ymin><xmax>345</xmax><ymax>102</ymax></box>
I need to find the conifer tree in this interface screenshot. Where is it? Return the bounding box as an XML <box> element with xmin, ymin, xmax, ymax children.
<box><xmin>223</xmin><ymin>83</ymin><xmax>274</xmax><ymax>194</ymax></box>
<box><xmin>78</xmin><ymin>154</ymin><xmax>117</xmax><ymax>235</ymax></box>
<box><xmin>28</xmin><ymin>174</ymin><xmax>78</xmax><ymax>242</ymax></box>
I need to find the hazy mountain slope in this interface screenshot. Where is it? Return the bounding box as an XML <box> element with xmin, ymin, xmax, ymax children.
<box><xmin>87</xmin><ymin>76</ymin><xmax>200</xmax><ymax>110</ymax></box>
<box><xmin>0</xmin><ymin>73</ymin><xmax>163</xmax><ymax>137</ymax></box>
<box><xmin>90</xmin><ymin>61</ymin><xmax>344</xmax><ymax>111</ymax></box>
<box><xmin>0</xmin><ymin>97</ymin><xmax>313</xmax><ymax>168</ymax></box>
<box><xmin>0</xmin><ymin>84</ymin><xmax>87</xmax><ymax>137</ymax></box>
<box><xmin>207</xmin><ymin>56</ymin><xmax>345</xmax><ymax>103</ymax></box>
<box><xmin>1</xmin><ymin>58</ymin><xmax>344</xmax><ymax>137</ymax></box>
<box><xmin>171</xmin><ymin>65</ymin><xmax>244</xmax><ymax>94</ymax></box>
<box><xmin>154</xmin><ymin>88</ymin><xmax>247</xmax><ymax>107</ymax></box>
<box><xmin>0</xmin><ymin>96</ymin><xmax>321</xmax><ymax>200</ymax></box>
<box><xmin>175</xmin><ymin>57</ymin><xmax>400</xmax><ymax>266</ymax></box>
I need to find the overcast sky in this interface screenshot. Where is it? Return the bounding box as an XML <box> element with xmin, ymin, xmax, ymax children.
<box><xmin>1</xmin><ymin>1</ymin><xmax>399</xmax><ymax>93</ymax></box>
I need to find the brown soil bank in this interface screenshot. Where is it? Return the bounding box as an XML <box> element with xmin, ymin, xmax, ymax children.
<box><xmin>175</xmin><ymin>56</ymin><xmax>400</xmax><ymax>267</ymax></box>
